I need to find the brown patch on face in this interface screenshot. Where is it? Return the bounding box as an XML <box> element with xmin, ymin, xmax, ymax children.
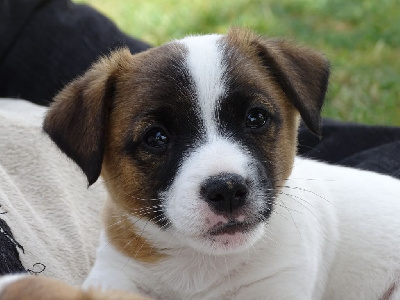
<box><xmin>0</xmin><ymin>276</ymin><xmax>148</xmax><ymax>300</ymax></box>
<box><xmin>44</xmin><ymin>42</ymin><xmax>198</xmax><ymax>255</ymax></box>
<box><xmin>219</xmin><ymin>28</ymin><xmax>329</xmax><ymax>186</ymax></box>
<box><xmin>99</xmin><ymin>42</ymin><xmax>200</xmax><ymax>227</ymax></box>
<box><xmin>224</xmin><ymin>28</ymin><xmax>329</xmax><ymax>132</ymax></box>
<box><xmin>103</xmin><ymin>200</ymin><xmax>167</xmax><ymax>264</ymax></box>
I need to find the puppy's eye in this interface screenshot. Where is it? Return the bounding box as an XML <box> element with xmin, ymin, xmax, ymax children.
<box><xmin>246</xmin><ymin>109</ymin><xmax>269</xmax><ymax>129</ymax></box>
<box><xmin>143</xmin><ymin>127</ymin><xmax>169</xmax><ymax>150</ymax></box>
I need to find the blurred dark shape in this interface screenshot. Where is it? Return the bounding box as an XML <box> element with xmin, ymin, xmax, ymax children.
<box><xmin>0</xmin><ymin>0</ymin><xmax>151</xmax><ymax>105</ymax></box>
<box><xmin>298</xmin><ymin>119</ymin><xmax>400</xmax><ymax>179</ymax></box>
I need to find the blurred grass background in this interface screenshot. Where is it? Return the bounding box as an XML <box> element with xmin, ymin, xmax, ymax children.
<box><xmin>76</xmin><ymin>0</ymin><xmax>399</xmax><ymax>126</ymax></box>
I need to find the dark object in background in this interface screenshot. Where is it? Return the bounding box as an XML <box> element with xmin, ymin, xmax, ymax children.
<box><xmin>0</xmin><ymin>0</ymin><xmax>150</xmax><ymax>105</ymax></box>
<box><xmin>0</xmin><ymin>218</ymin><xmax>26</xmax><ymax>275</ymax></box>
<box><xmin>298</xmin><ymin>119</ymin><xmax>400</xmax><ymax>179</ymax></box>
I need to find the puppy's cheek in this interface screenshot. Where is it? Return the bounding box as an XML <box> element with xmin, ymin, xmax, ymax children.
<box><xmin>163</xmin><ymin>181</ymin><xmax>207</xmax><ymax>235</ymax></box>
<box><xmin>165</xmin><ymin>189</ymin><xmax>232</xmax><ymax>236</ymax></box>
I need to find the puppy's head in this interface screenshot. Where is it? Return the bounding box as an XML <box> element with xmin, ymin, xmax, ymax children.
<box><xmin>44</xmin><ymin>28</ymin><xmax>329</xmax><ymax>257</ymax></box>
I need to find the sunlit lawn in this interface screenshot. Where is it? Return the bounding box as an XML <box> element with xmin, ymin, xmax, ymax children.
<box><xmin>76</xmin><ymin>0</ymin><xmax>400</xmax><ymax>126</ymax></box>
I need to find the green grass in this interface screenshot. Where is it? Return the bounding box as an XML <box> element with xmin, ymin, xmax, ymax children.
<box><xmin>76</xmin><ymin>0</ymin><xmax>400</xmax><ymax>126</ymax></box>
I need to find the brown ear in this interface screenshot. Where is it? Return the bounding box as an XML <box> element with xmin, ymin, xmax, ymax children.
<box><xmin>251</xmin><ymin>36</ymin><xmax>330</xmax><ymax>136</ymax></box>
<box><xmin>43</xmin><ymin>48</ymin><xmax>132</xmax><ymax>186</ymax></box>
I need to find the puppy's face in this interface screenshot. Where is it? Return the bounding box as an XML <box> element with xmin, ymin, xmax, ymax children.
<box><xmin>44</xmin><ymin>29</ymin><xmax>329</xmax><ymax>257</ymax></box>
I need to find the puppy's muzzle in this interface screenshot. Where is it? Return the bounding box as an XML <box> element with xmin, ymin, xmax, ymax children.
<box><xmin>200</xmin><ymin>173</ymin><xmax>248</xmax><ymax>213</ymax></box>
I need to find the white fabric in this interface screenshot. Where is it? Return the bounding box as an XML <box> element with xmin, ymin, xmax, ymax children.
<box><xmin>0</xmin><ymin>99</ymin><xmax>106</xmax><ymax>285</ymax></box>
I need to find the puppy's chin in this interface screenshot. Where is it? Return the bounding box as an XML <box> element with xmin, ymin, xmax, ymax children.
<box><xmin>176</xmin><ymin>222</ymin><xmax>266</xmax><ymax>255</ymax></box>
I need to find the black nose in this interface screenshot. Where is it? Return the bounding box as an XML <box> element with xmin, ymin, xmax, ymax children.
<box><xmin>200</xmin><ymin>173</ymin><xmax>248</xmax><ymax>213</ymax></box>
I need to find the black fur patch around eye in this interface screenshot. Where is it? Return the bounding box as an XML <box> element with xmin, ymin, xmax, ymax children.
<box><xmin>126</xmin><ymin>104</ymin><xmax>202</xmax><ymax>189</ymax></box>
<box><xmin>216</xmin><ymin>86</ymin><xmax>278</xmax><ymax>204</ymax></box>
<box><xmin>122</xmin><ymin>47</ymin><xmax>205</xmax><ymax>226</ymax></box>
<box><xmin>216</xmin><ymin>76</ymin><xmax>281</xmax><ymax>160</ymax></box>
<box><xmin>215</xmin><ymin>45</ymin><xmax>284</xmax><ymax>213</ymax></box>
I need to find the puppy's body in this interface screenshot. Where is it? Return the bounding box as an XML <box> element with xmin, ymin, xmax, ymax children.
<box><xmin>84</xmin><ymin>158</ymin><xmax>400</xmax><ymax>300</ymax></box>
<box><xmin>80</xmin><ymin>31</ymin><xmax>400</xmax><ymax>299</ymax></box>
<box><xmin>1</xmin><ymin>29</ymin><xmax>400</xmax><ymax>300</ymax></box>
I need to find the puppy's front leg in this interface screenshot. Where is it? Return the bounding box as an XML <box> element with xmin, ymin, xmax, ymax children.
<box><xmin>0</xmin><ymin>274</ymin><xmax>148</xmax><ymax>300</ymax></box>
<box><xmin>83</xmin><ymin>262</ymin><xmax>139</xmax><ymax>295</ymax></box>
<box><xmin>83</xmin><ymin>233</ymin><xmax>144</xmax><ymax>295</ymax></box>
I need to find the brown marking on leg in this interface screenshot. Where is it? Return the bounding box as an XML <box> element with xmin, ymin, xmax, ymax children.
<box><xmin>0</xmin><ymin>276</ymin><xmax>149</xmax><ymax>300</ymax></box>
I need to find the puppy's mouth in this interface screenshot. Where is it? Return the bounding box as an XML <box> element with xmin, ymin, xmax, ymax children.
<box><xmin>207</xmin><ymin>220</ymin><xmax>256</xmax><ymax>236</ymax></box>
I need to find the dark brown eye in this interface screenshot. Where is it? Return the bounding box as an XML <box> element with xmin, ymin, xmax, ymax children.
<box><xmin>246</xmin><ymin>109</ymin><xmax>269</xmax><ymax>129</ymax></box>
<box><xmin>144</xmin><ymin>127</ymin><xmax>169</xmax><ymax>150</ymax></box>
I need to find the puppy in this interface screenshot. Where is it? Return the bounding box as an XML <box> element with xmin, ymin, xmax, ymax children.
<box><xmin>2</xmin><ymin>28</ymin><xmax>400</xmax><ymax>299</ymax></box>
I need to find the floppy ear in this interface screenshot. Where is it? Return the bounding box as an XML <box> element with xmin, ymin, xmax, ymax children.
<box><xmin>251</xmin><ymin>36</ymin><xmax>330</xmax><ymax>136</ymax></box>
<box><xmin>43</xmin><ymin>48</ymin><xmax>132</xmax><ymax>186</ymax></box>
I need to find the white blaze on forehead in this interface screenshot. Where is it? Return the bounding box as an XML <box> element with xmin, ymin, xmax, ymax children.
<box><xmin>163</xmin><ymin>35</ymin><xmax>267</xmax><ymax>253</ymax></box>
<box><xmin>179</xmin><ymin>34</ymin><xmax>226</xmax><ymax>138</ymax></box>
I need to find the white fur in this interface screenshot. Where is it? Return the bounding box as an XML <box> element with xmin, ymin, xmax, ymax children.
<box><xmin>179</xmin><ymin>34</ymin><xmax>224</xmax><ymax>138</ymax></box>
